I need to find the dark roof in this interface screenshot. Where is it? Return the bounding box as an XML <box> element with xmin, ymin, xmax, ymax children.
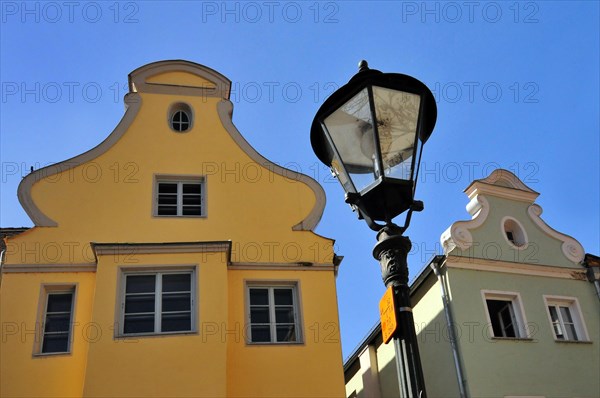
<box><xmin>0</xmin><ymin>227</ymin><xmax>30</xmax><ymax>251</ymax></box>
<box><xmin>583</xmin><ymin>253</ymin><xmax>600</xmax><ymax>268</ymax></box>
<box><xmin>343</xmin><ymin>254</ymin><xmax>445</xmax><ymax>371</ymax></box>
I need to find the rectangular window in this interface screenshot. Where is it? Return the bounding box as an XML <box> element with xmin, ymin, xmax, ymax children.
<box><xmin>40</xmin><ymin>289</ymin><xmax>75</xmax><ymax>354</ymax></box>
<box><xmin>482</xmin><ymin>290</ymin><xmax>528</xmax><ymax>339</ymax></box>
<box><xmin>156</xmin><ymin>179</ymin><xmax>203</xmax><ymax>217</ymax></box>
<box><xmin>486</xmin><ymin>299</ymin><xmax>518</xmax><ymax>337</ymax></box>
<box><xmin>121</xmin><ymin>271</ymin><xmax>194</xmax><ymax>336</ymax></box>
<box><xmin>544</xmin><ymin>296</ymin><xmax>589</xmax><ymax>342</ymax></box>
<box><xmin>247</xmin><ymin>284</ymin><xmax>301</xmax><ymax>344</ymax></box>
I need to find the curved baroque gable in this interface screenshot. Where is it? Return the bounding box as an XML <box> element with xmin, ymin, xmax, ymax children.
<box><xmin>17</xmin><ymin>60</ymin><xmax>325</xmax><ymax>232</ymax></box>
<box><xmin>441</xmin><ymin>169</ymin><xmax>585</xmax><ymax>265</ymax></box>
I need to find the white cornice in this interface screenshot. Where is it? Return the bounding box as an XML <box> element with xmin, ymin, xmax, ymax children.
<box><xmin>228</xmin><ymin>262</ymin><xmax>335</xmax><ymax>272</ymax></box>
<box><xmin>1</xmin><ymin>263</ymin><xmax>96</xmax><ymax>273</ymax></box>
<box><xmin>466</xmin><ymin>181</ymin><xmax>539</xmax><ymax>203</ymax></box>
<box><xmin>464</xmin><ymin>169</ymin><xmax>539</xmax><ymax>203</ymax></box>
<box><xmin>446</xmin><ymin>255</ymin><xmax>587</xmax><ymax>280</ymax></box>
<box><xmin>2</xmin><ymin>260</ymin><xmax>335</xmax><ymax>274</ymax></box>
<box><xmin>92</xmin><ymin>241</ymin><xmax>231</xmax><ymax>256</ymax></box>
<box><xmin>128</xmin><ymin>60</ymin><xmax>231</xmax><ymax>99</ymax></box>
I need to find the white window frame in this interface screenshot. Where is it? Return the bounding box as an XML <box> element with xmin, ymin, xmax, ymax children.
<box><xmin>118</xmin><ymin>268</ymin><xmax>196</xmax><ymax>337</ymax></box>
<box><xmin>246</xmin><ymin>282</ymin><xmax>302</xmax><ymax>345</ymax></box>
<box><xmin>543</xmin><ymin>295</ymin><xmax>589</xmax><ymax>342</ymax></box>
<box><xmin>35</xmin><ymin>284</ymin><xmax>77</xmax><ymax>356</ymax></box>
<box><xmin>481</xmin><ymin>290</ymin><xmax>530</xmax><ymax>339</ymax></box>
<box><xmin>153</xmin><ymin>175</ymin><xmax>206</xmax><ymax>218</ymax></box>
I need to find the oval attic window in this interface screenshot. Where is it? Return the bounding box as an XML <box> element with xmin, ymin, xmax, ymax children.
<box><xmin>503</xmin><ymin>218</ymin><xmax>527</xmax><ymax>247</ymax></box>
<box><xmin>169</xmin><ymin>103</ymin><xmax>193</xmax><ymax>132</ymax></box>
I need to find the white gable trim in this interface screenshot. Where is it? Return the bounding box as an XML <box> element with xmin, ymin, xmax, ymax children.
<box><xmin>441</xmin><ymin>195</ymin><xmax>490</xmax><ymax>252</ymax></box>
<box><xmin>446</xmin><ymin>256</ymin><xmax>587</xmax><ymax>280</ymax></box>
<box><xmin>527</xmin><ymin>204</ymin><xmax>585</xmax><ymax>263</ymax></box>
<box><xmin>465</xmin><ymin>169</ymin><xmax>539</xmax><ymax>203</ymax></box>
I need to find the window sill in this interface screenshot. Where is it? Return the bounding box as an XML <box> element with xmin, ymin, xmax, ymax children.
<box><xmin>554</xmin><ymin>339</ymin><xmax>592</xmax><ymax>345</ymax></box>
<box><xmin>33</xmin><ymin>351</ymin><xmax>72</xmax><ymax>358</ymax></box>
<box><xmin>491</xmin><ymin>337</ymin><xmax>535</xmax><ymax>342</ymax></box>
<box><xmin>153</xmin><ymin>215</ymin><xmax>206</xmax><ymax>218</ymax></box>
<box><xmin>115</xmin><ymin>331</ymin><xmax>198</xmax><ymax>340</ymax></box>
<box><xmin>246</xmin><ymin>341</ymin><xmax>305</xmax><ymax>346</ymax></box>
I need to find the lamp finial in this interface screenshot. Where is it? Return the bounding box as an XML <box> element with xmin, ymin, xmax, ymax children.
<box><xmin>358</xmin><ymin>60</ymin><xmax>369</xmax><ymax>72</ymax></box>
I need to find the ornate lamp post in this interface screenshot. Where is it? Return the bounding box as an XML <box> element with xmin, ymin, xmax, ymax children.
<box><xmin>310</xmin><ymin>61</ymin><xmax>437</xmax><ymax>398</ymax></box>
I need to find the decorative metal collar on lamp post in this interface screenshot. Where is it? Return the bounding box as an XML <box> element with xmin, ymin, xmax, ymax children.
<box><xmin>310</xmin><ymin>61</ymin><xmax>437</xmax><ymax>398</ymax></box>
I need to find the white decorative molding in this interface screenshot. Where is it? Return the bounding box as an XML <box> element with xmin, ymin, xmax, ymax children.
<box><xmin>465</xmin><ymin>169</ymin><xmax>539</xmax><ymax>203</ymax></box>
<box><xmin>228</xmin><ymin>262</ymin><xmax>335</xmax><ymax>272</ymax></box>
<box><xmin>128</xmin><ymin>60</ymin><xmax>231</xmax><ymax>99</ymax></box>
<box><xmin>446</xmin><ymin>255</ymin><xmax>587</xmax><ymax>280</ymax></box>
<box><xmin>473</xmin><ymin>168</ymin><xmax>534</xmax><ymax>191</ymax></box>
<box><xmin>1</xmin><ymin>263</ymin><xmax>96</xmax><ymax>273</ymax></box>
<box><xmin>527</xmin><ymin>204</ymin><xmax>585</xmax><ymax>263</ymax></box>
<box><xmin>92</xmin><ymin>241</ymin><xmax>231</xmax><ymax>256</ymax></box>
<box><xmin>440</xmin><ymin>195</ymin><xmax>490</xmax><ymax>253</ymax></box>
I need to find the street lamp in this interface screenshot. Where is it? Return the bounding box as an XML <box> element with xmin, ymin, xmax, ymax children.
<box><xmin>311</xmin><ymin>60</ymin><xmax>437</xmax><ymax>398</ymax></box>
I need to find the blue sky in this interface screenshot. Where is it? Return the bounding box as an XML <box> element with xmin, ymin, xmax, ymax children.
<box><xmin>1</xmin><ymin>1</ymin><xmax>598</xmax><ymax>358</ymax></box>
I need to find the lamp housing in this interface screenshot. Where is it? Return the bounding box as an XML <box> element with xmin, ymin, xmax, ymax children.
<box><xmin>311</xmin><ymin>61</ymin><xmax>437</xmax><ymax>223</ymax></box>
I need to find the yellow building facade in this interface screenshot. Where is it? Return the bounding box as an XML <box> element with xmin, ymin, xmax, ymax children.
<box><xmin>0</xmin><ymin>60</ymin><xmax>345</xmax><ymax>397</ymax></box>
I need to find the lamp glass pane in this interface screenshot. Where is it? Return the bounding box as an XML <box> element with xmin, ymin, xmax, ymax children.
<box><xmin>330</xmin><ymin>153</ymin><xmax>355</xmax><ymax>194</ymax></box>
<box><xmin>323</xmin><ymin>88</ymin><xmax>378</xmax><ymax>192</ymax></box>
<box><xmin>373</xmin><ymin>86</ymin><xmax>421</xmax><ymax>181</ymax></box>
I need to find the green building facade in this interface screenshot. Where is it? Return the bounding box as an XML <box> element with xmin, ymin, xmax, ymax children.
<box><xmin>345</xmin><ymin>169</ymin><xmax>599</xmax><ymax>398</ymax></box>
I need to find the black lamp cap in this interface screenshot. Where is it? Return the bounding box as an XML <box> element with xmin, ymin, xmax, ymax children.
<box><xmin>311</xmin><ymin>62</ymin><xmax>437</xmax><ymax>167</ymax></box>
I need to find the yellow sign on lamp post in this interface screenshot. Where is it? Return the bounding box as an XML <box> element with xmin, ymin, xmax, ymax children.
<box><xmin>379</xmin><ymin>286</ymin><xmax>398</xmax><ymax>344</ymax></box>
